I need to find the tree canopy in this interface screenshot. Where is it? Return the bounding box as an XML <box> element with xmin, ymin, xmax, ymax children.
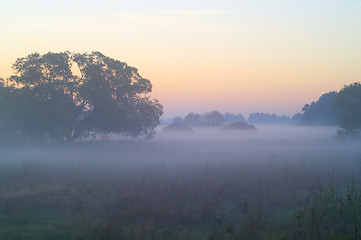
<box><xmin>183</xmin><ymin>111</ymin><xmax>225</xmax><ymax>127</ymax></box>
<box><xmin>295</xmin><ymin>82</ymin><xmax>361</xmax><ymax>138</ymax></box>
<box><xmin>0</xmin><ymin>51</ymin><xmax>163</xmax><ymax>142</ymax></box>
<box><xmin>247</xmin><ymin>112</ymin><xmax>290</xmax><ymax>125</ymax></box>
<box><xmin>333</xmin><ymin>82</ymin><xmax>361</xmax><ymax>138</ymax></box>
<box><xmin>298</xmin><ymin>92</ymin><xmax>344</xmax><ymax>126</ymax></box>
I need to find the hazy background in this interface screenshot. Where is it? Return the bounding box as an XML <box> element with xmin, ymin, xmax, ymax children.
<box><xmin>1</xmin><ymin>0</ymin><xmax>361</xmax><ymax>118</ymax></box>
<box><xmin>1</xmin><ymin>2</ymin><xmax>361</xmax><ymax>238</ymax></box>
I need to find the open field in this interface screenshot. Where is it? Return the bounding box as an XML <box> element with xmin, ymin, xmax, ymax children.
<box><xmin>1</xmin><ymin>126</ymin><xmax>361</xmax><ymax>240</ymax></box>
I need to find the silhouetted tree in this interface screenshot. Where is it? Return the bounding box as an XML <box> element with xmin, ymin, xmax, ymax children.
<box><xmin>183</xmin><ymin>113</ymin><xmax>203</xmax><ymax>126</ymax></box>
<box><xmin>0</xmin><ymin>51</ymin><xmax>162</xmax><ymax>142</ymax></box>
<box><xmin>183</xmin><ymin>111</ymin><xmax>225</xmax><ymax>127</ymax></box>
<box><xmin>333</xmin><ymin>82</ymin><xmax>361</xmax><ymax>138</ymax></box>
<box><xmin>203</xmin><ymin>111</ymin><xmax>225</xmax><ymax>126</ymax></box>
<box><xmin>291</xmin><ymin>113</ymin><xmax>303</xmax><ymax>125</ymax></box>
<box><xmin>298</xmin><ymin>92</ymin><xmax>344</xmax><ymax>126</ymax></box>
<box><xmin>224</xmin><ymin>112</ymin><xmax>246</xmax><ymax>124</ymax></box>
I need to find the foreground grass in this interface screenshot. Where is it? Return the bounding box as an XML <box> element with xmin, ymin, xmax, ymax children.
<box><xmin>0</xmin><ymin>140</ymin><xmax>360</xmax><ymax>239</ymax></box>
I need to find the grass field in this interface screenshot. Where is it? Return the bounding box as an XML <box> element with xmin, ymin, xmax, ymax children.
<box><xmin>0</xmin><ymin>126</ymin><xmax>360</xmax><ymax>240</ymax></box>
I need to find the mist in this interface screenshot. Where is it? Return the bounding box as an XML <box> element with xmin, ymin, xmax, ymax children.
<box><xmin>156</xmin><ymin>125</ymin><xmax>338</xmax><ymax>142</ymax></box>
<box><xmin>2</xmin><ymin>0</ymin><xmax>361</xmax><ymax>238</ymax></box>
<box><xmin>1</xmin><ymin>125</ymin><xmax>361</xmax><ymax>239</ymax></box>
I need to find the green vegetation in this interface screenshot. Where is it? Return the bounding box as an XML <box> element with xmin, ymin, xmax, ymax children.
<box><xmin>298</xmin><ymin>92</ymin><xmax>343</xmax><ymax>126</ymax></box>
<box><xmin>334</xmin><ymin>83</ymin><xmax>361</xmax><ymax>139</ymax></box>
<box><xmin>0</xmin><ymin>52</ymin><xmax>162</xmax><ymax>142</ymax></box>
<box><xmin>0</xmin><ymin>140</ymin><xmax>360</xmax><ymax>240</ymax></box>
<box><xmin>293</xmin><ymin>179</ymin><xmax>361</xmax><ymax>240</ymax></box>
<box><xmin>296</xmin><ymin>82</ymin><xmax>361</xmax><ymax>139</ymax></box>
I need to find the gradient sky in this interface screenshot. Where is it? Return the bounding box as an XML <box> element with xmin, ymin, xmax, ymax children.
<box><xmin>1</xmin><ymin>0</ymin><xmax>361</xmax><ymax>118</ymax></box>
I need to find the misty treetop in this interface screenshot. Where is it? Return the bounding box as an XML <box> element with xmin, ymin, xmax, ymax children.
<box><xmin>173</xmin><ymin>111</ymin><xmax>291</xmax><ymax>128</ymax></box>
<box><xmin>0</xmin><ymin>51</ymin><xmax>163</xmax><ymax>142</ymax></box>
<box><xmin>183</xmin><ymin>111</ymin><xmax>225</xmax><ymax>127</ymax></box>
<box><xmin>179</xmin><ymin>111</ymin><xmax>246</xmax><ymax>127</ymax></box>
<box><xmin>247</xmin><ymin>112</ymin><xmax>291</xmax><ymax>125</ymax></box>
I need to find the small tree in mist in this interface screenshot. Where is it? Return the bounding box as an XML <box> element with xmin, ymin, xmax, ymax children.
<box><xmin>333</xmin><ymin>82</ymin><xmax>361</xmax><ymax>138</ymax></box>
<box><xmin>247</xmin><ymin>112</ymin><xmax>290</xmax><ymax>125</ymax></box>
<box><xmin>183</xmin><ymin>111</ymin><xmax>225</xmax><ymax>127</ymax></box>
<box><xmin>0</xmin><ymin>51</ymin><xmax>162</xmax><ymax>142</ymax></box>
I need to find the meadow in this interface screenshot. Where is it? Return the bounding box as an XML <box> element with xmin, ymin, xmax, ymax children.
<box><xmin>0</xmin><ymin>126</ymin><xmax>360</xmax><ymax>240</ymax></box>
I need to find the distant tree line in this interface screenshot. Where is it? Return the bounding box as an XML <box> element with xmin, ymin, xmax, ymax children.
<box><xmin>171</xmin><ymin>111</ymin><xmax>246</xmax><ymax>127</ymax></box>
<box><xmin>171</xmin><ymin>111</ymin><xmax>290</xmax><ymax>127</ymax></box>
<box><xmin>168</xmin><ymin>82</ymin><xmax>361</xmax><ymax>138</ymax></box>
<box><xmin>247</xmin><ymin>112</ymin><xmax>290</xmax><ymax>125</ymax></box>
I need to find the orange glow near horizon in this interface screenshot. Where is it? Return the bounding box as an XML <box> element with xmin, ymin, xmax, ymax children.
<box><xmin>1</xmin><ymin>1</ymin><xmax>361</xmax><ymax>118</ymax></box>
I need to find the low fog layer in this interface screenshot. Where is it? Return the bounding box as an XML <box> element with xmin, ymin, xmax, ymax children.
<box><xmin>1</xmin><ymin>125</ymin><xmax>359</xmax><ymax>178</ymax></box>
<box><xmin>1</xmin><ymin>125</ymin><xmax>360</xmax><ymax>239</ymax></box>
<box><xmin>155</xmin><ymin>125</ymin><xmax>339</xmax><ymax>144</ymax></box>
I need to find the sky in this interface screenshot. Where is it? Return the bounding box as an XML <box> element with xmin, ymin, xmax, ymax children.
<box><xmin>1</xmin><ymin>0</ymin><xmax>361</xmax><ymax>118</ymax></box>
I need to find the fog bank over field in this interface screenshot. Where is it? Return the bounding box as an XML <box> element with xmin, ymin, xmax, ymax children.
<box><xmin>1</xmin><ymin>125</ymin><xmax>361</xmax><ymax>239</ymax></box>
<box><xmin>1</xmin><ymin>126</ymin><xmax>358</xmax><ymax>166</ymax></box>
<box><xmin>1</xmin><ymin>126</ymin><xmax>358</xmax><ymax>158</ymax></box>
<box><xmin>155</xmin><ymin>125</ymin><xmax>338</xmax><ymax>143</ymax></box>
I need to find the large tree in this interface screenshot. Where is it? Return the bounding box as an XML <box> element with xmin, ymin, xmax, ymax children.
<box><xmin>298</xmin><ymin>92</ymin><xmax>344</xmax><ymax>126</ymax></box>
<box><xmin>0</xmin><ymin>51</ymin><xmax>162</xmax><ymax>142</ymax></box>
<box><xmin>333</xmin><ymin>82</ymin><xmax>361</xmax><ymax>138</ymax></box>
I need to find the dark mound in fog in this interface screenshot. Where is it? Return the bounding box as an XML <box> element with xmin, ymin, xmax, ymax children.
<box><xmin>222</xmin><ymin>121</ymin><xmax>256</xmax><ymax>131</ymax></box>
<box><xmin>163</xmin><ymin>122</ymin><xmax>194</xmax><ymax>132</ymax></box>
